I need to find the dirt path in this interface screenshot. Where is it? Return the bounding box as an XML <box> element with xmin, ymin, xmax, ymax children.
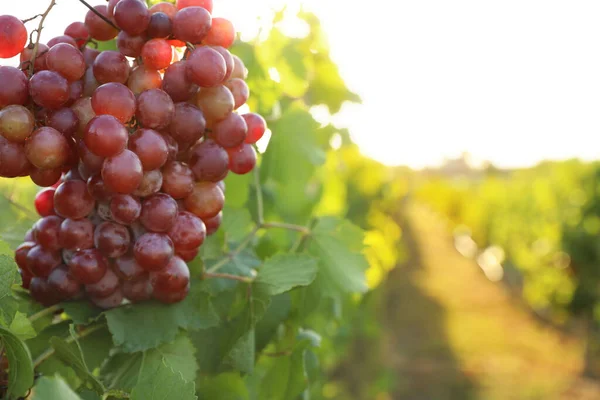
<box><xmin>334</xmin><ymin>204</ymin><xmax>600</xmax><ymax>399</ymax></box>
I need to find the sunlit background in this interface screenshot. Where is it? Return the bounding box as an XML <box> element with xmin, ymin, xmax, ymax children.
<box><xmin>5</xmin><ymin>0</ymin><xmax>600</xmax><ymax>169</ymax></box>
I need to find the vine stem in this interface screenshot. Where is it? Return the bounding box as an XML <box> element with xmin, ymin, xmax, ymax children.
<box><xmin>33</xmin><ymin>324</ymin><xmax>104</xmax><ymax>367</ymax></box>
<box><xmin>261</xmin><ymin>221</ymin><xmax>310</xmax><ymax>234</ymax></box>
<box><xmin>204</xmin><ymin>272</ymin><xmax>253</xmax><ymax>283</ymax></box>
<box><xmin>76</xmin><ymin>0</ymin><xmax>120</xmax><ymax>31</ymax></box>
<box><xmin>254</xmin><ymin>166</ymin><xmax>265</xmax><ymax>224</ymax></box>
<box><xmin>28</xmin><ymin>0</ymin><xmax>56</xmax><ymax>76</ymax></box>
<box><xmin>206</xmin><ymin>226</ymin><xmax>260</xmax><ymax>273</ymax></box>
<box><xmin>28</xmin><ymin>304</ymin><xmax>62</xmax><ymax>323</ymax></box>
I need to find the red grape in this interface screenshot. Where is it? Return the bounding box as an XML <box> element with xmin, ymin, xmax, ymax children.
<box><xmin>150</xmin><ymin>2</ymin><xmax>177</xmax><ymax>19</ymax></box>
<box><xmin>29</xmin><ymin>70</ymin><xmax>70</xmax><ymax>109</ymax></box>
<box><xmin>213</xmin><ymin>112</ymin><xmax>247</xmax><ymax>148</ymax></box>
<box><xmin>35</xmin><ymin>215</ymin><xmax>63</xmax><ymax>251</ymax></box>
<box><xmin>59</xmin><ymin>218</ymin><xmax>94</xmax><ymax>250</ymax></box>
<box><xmin>82</xmin><ymin>66</ymin><xmax>100</xmax><ymax>97</ymax></box>
<box><xmin>87</xmin><ymin>174</ymin><xmax>112</xmax><ymax>201</ymax></box>
<box><xmin>35</xmin><ymin>188</ymin><xmax>56</xmax><ymax>217</ymax></box>
<box><xmin>68</xmin><ymin>248</ymin><xmax>108</xmax><ymax>284</ymax></box>
<box><xmin>134</xmin><ymin>232</ymin><xmax>174</xmax><ymax>271</ymax></box>
<box><xmin>26</xmin><ymin>244</ymin><xmax>61</xmax><ymax>277</ymax></box>
<box><xmin>78</xmin><ymin>141</ymin><xmax>105</xmax><ymax>174</ymax></box>
<box><xmin>30</xmin><ymin>168</ymin><xmax>62</xmax><ymax>187</ymax></box>
<box><xmin>225</xmin><ymin>78</ymin><xmax>249</xmax><ymax>109</ymax></box>
<box><xmin>83</xmin><ymin>47</ymin><xmax>100</xmax><ymax>66</ymax></box>
<box><xmin>184</xmin><ymin>181</ymin><xmax>224</xmax><ymax>219</ymax></box>
<box><xmin>84</xmin><ymin>115</ymin><xmax>128</xmax><ymax>158</ymax></box>
<box><xmin>116</xmin><ymin>31</ymin><xmax>146</xmax><ymax>58</ymax></box>
<box><xmin>0</xmin><ymin>105</ymin><xmax>34</xmax><ymax>143</ymax></box>
<box><xmin>242</xmin><ymin>113</ymin><xmax>267</xmax><ymax>144</ymax></box>
<box><xmin>162</xmin><ymin>133</ymin><xmax>179</xmax><ymax>162</ymax></box>
<box><xmin>177</xmin><ymin>247</ymin><xmax>198</xmax><ymax>262</ymax></box>
<box><xmin>20</xmin><ymin>268</ymin><xmax>33</xmax><ymax>289</ymax></box>
<box><xmin>48</xmin><ymin>264</ymin><xmax>82</xmax><ymax>298</ymax></box>
<box><xmin>168</xmin><ymin>211</ymin><xmax>206</xmax><ymax>251</ymax></box>
<box><xmin>85</xmin><ymin>5</ymin><xmax>119</xmax><ymax>41</ymax></box>
<box><xmin>227</xmin><ymin>144</ymin><xmax>256</xmax><ymax>174</ymax></box>
<box><xmin>140</xmin><ymin>193</ymin><xmax>178</xmax><ymax>232</ymax></box>
<box><xmin>0</xmin><ymin>137</ymin><xmax>31</xmax><ymax>177</ymax></box>
<box><xmin>188</xmin><ymin>139</ymin><xmax>229</xmax><ymax>182</ymax></box>
<box><xmin>114</xmin><ymin>0</ymin><xmax>151</xmax><ymax>36</ymax></box>
<box><xmin>93</xmin><ymin>51</ymin><xmax>130</xmax><ymax>84</ymax></box>
<box><xmin>231</xmin><ymin>55</ymin><xmax>247</xmax><ymax>80</ymax></box>
<box><xmin>162</xmin><ymin>61</ymin><xmax>197</xmax><ymax>102</ymax></box>
<box><xmin>85</xmin><ymin>267</ymin><xmax>120</xmax><ymax>297</ymax></box>
<box><xmin>133</xmin><ymin>169</ymin><xmax>163</xmax><ymax>197</ymax></box>
<box><xmin>102</xmin><ymin>150</ymin><xmax>144</xmax><ymax>194</ymax></box>
<box><xmin>211</xmin><ymin>46</ymin><xmax>233</xmax><ymax>80</ymax></box>
<box><xmin>71</xmin><ymin>97</ymin><xmax>96</xmax><ymax>136</ymax></box>
<box><xmin>92</xmin><ymin>83</ymin><xmax>136</xmax><ymax>123</ymax></box>
<box><xmin>169</xmin><ymin>103</ymin><xmax>205</xmax><ymax>145</ymax></box>
<box><xmin>141</xmin><ymin>39</ymin><xmax>172</xmax><ymax>70</ymax></box>
<box><xmin>89</xmin><ymin>288</ymin><xmax>123</xmax><ymax>309</ymax></box>
<box><xmin>110</xmin><ymin>194</ymin><xmax>141</xmax><ymax>225</ymax></box>
<box><xmin>150</xmin><ymin>256</ymin><xmax>189</xmax><ymax>293</ymax></box>
<box><xmin>172</xmin><ymin>7</ymin><xmax>212</xmax><ymax>44</ymax></box>
<box><xmin>186</xmin><ymin>46</ymin><xmax>226</xmax><ymax>87</ymax></box>
<box><xmin>0</xmin><ymin>16</ymin><xmax>27</xmax><ymax>58</ymax></box>
<box><xmin>194</xmin><ymin>85</ymin><xmax>234</xmax><ymax>122</ymax></box>
<box><xmin>29</xmin><ymin>277</ymin><xmax>62</xmax><ymax>306</ymax></box>
<box><xmin>136</xmin><ymin>89</ymin><xmax>174</xmax><ymax>130</ymax></box>
<box><xmin>153</xmin><ymin>281</ymin><xmax>188</xmax><ymax>303</ymax></box>
<box><xmin>108</xmin><ymin>0</ymin><xmax>121</xmax><ymax>17</ymax></box>
<box><xmin>148</xmin><ymin>12</ymin><xmax>172</xmax><ymax>38</ymax></box>
<box><xmin>204</xmin><ymin>18</ymin><xmax>235</xmax><ymax>48</ymax></box>
<box><xmin>54</xmin><ymin>180</ymin><xmax>96</xmax><ymax>219</ymax></box>
<box><xmin>129</xmin><ymin>128</ymin><xmax>169</xmax><ymax>170</ymax></box>
<box><xmin>15</xmin><ymin>242</ymin><xmax>36</xmax><ymax>272</ymax></box>
<box><xmin>25</xmin><ymin>127</ymin><xmax>70</xmax><ymax>169</ymax></box>
<box><xmin>176</xmin><ymin>0</ymin><xmax>213</xmax><ymax>13</ymax></box>
<box><xmin>203</xmin><ymin>211</ymin><xmax>222</xmax><ymax>235</ymax></box>
<box><xmin>20</xmin><ymin>44</ymin><xmax>49</xmax><ymax>73</ymax></box>
<box><xmin>122</xmin><ymin>276</ymin><xmax>152</xmax><ymax>302</ymax></box>
<box><xmin>47</xmin><ymin>35</ymin><xmax>78</xmax><ymax>49</ymax></box>
<box><xmin>47</xmin><ymin>108</ymin><xmax>78</xmax><ymax>136</ymax></box>
<box><xmin>94</xmin><ymin>221</ymin><xmax>130</xmax><ymax>258</ymax></box>
<box><xmin>64</xmin><ymin>22</ymin><xmax>90</xmax><ymax>48</ymax></box>
<box><xmin>0</xmin><ymin>66</ymin><xmax>28</xmax><ymax>108</ymax></box>
<box><xmin>161</xmin><ymin>161</ymin><xmax>194</xmax><ymax>199</ymax></box>
<box><xmin>113</xmin><ymin>254</ymin><xmax>146</xmax><ymax>281</ymax></box>
<box><xmin>46</xmin><ymin>44</ymin><xmax>86</xmax><ymax>81</ymax></box>
<box><xmin>128</xmin><ymin>65</ymin><xmax>162</xmax><ymax>95</ymax></box>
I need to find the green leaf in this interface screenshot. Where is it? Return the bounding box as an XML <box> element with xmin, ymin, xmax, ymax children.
<box><xmin>259</xmin><ymin>342</ymin><xmax>311</xmax><ymax>400</ymax></box>
<box><xmin>102</xmin><ymin>335</ymin><xmax>198</xmax><ymax>391</ymax></box>
<box><xmin>131</xmin><ymin>359</ymin><xmax>197</xmax><ymax>400</ymax></box>
<box><xmin>256</xmin><ymin>254</ymin><xmax>318</xmax><ymax>295</ymax></box>
<box><xmin>221</xmin><ymin>206</ymin><xmax>254</xmax><ymax>243</ymax></box>
<box><xmin>50</xmin><ymin>336</ymin><xmax>105</xmax><ymax>394</ymax></box>
<box><xmin>0</xmin><ymin>297</ymin><xmax>19</xmax><ymax>327</ymax></box>
<box><xmin>203</xmin><ymin>249</ymin><xmax>260</xmax><ymax>294</ymax></box>
<box><xmin>197</xmin><ymin>373</ymin><xmax>249</xmax><ymax>400</ymax></box>
<box><xmin>105</xmin><ymin>284</ymin><xmax>219</xmax><ymax>352</ymax></box>
<box><xmin>308</xmin><ymin>217</ymin><xmax>369</xmax><ymax>294</ymax></box>
<box><xmin>0</xmin><ymin>325</ymin><xmax>34</xmax><ymax>399</ymax></box>
<box><xmin>306</xmin><ymin>53</ymin><xmax>361</xmax><ymax>113</ymax></box>
<box><xmin>224</xmin><ymin>329</ymin><xmax>255</xmax><ymax>374</ymax></box>
<box><xmin>255</xmin><ymin>293</ymin><xmax>291</xmax><ymax>353</ymax></box>
<box><xmin>61</xmin><ymin>301</ymin><xmax>104</xmax><ymax>325</ymax></box>
<box><xmin>223</xmin><ymin>172</ymin><xmax>252</xmax><ymax>208</ymax></box>
<box><xmin>9</xmin><ymin>311</ymin><xmax>36</xmax><ymax>340</ymax></box>
<box><xmin>30</xmin><ymin>376</ymin><xmax>82</xmax><ymax>400</ymax></box>
<box><xmin>0</xmin><ymin>239</ymin><xmax>13</xmax><ymax>256</ymax></box>
<box><xmin>0</xmin><ymin>254</ymin><xmax>19</xmax><ymax>301</ymax></box>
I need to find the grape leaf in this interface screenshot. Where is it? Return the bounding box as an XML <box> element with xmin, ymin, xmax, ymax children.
<box><xmin>61</xmin><ymin>301</ymin><xmax>104</xmax><ymax>325</ymax></box>
<box><xmin>9</xmin><ymin>311</ymin><xmax>36</xmax><ymax>340</ymax></box>
<box><xmin>197</xmin><ymin>373</ymin><xmax>249</xmax><ymax>400</ymax></box>
<box><xmin>203</xmin><ymin>249</ymin><xmax>261</xmax><ymax>294</ymax></box>
<box><xmin>0</xmin><ymin>254</ymin><xmax>19</xmax><ymax>301</ymax></box>
<box><xmin>101</xmin><ymin>334</ymin><xmax>198</xmax><ymax>391</ymax></box>
<box><xmin>258</xmin><ymin>341</ymin><xmax>312</xmax><ymax>400</ymax></box>
<box><xmin>255</xmin><ymin>254</ymin><xmax>318</xmax><ymax>295</ymax></box>
<box><xmin>0</xmin><ymin>297</ymin><xmax>19</xmax><ymax>327</ymax></box>
<box><xmin>221</xmin><ymin>206</ymin><xmax>254</xmax><ymax>242</ymax></box>
<box><xmin>50</xmin><ymin>336</ymin><xmax>104</xmax><ymax>394</ymax></box>
<box><xmin>224</xmin><ymin>329</ymin><xmax>255</xmax><ymax>374</ymax></box>
<box><xmin>29</xmin><ymin>376</ymin><xmax>81</xmax><ymax>400</ymax></box>
<box><xmin>130</xmin><ymin>359</ymin><xmax>197</xmax><ymax>400</ymax></box>
<box><xmin>0</xmin><ymin>325</ymin><xmax>34</xmax><ymax>399</ymax></box>
<box><xmin>105</xmin><ymin>284</ymin><xmax>219</xmax><ymax>352</ymax></box>
<box><xmin>307</xmin><ymin>217</ymin><xmax>369</xmax><ymax>294</ymax></box>
<box><xmin>223</xmin><ymin>172</ymin><xmax>252</xmax><ymax>208</ymax></box>
<box><xmin>255</xmin><ymin>293</ymin><xmax>291</xmax><ymax>353</ymax></box>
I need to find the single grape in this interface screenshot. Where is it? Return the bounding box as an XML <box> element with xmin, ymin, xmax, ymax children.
<box><xmin>169</xmin><ymin>102</ymin><xmax>205</xmax><ymax>145</ymax></box>
<box><xmin>0</xmin><ymin>105</ymin><xmax>34</xmax><ymax>143</ymax></box>
<box><xmin>141</xmin><ymin>39</ymin><xmax>172</xmax><ymax>70</ymax></box>
<box><xmin>188</xmin><ymin>139</ymin><xmax>229</xmax><ymax>182</ymax></box>
<box><xmin>184</xmin><ymin>181</ymin><xmax>224</xmax><ymax>219</ymax></box>
<box><xmin>230</xmin><ymin>55</ymin><xmax>247</xmax><ymax>80</ymax></box>
<box><xmin>140</xmin><ymin>193</ymin><xmax>178</xmax><ymax>232</ymax></box>
<box><xmin>24</xmin><ymin>229</ymin><xmax>35</xmax><ymax>242</ymax></box>
<box><xmin>162</xmin><ymin>61</ymin><xmax>197</xmax><ymax>102</ymax></box>
<box><xmin>46</xmin><ymin>44</ymin><xmax>86</xmax><ymax>81</ymax></box>
<box><xmin>68</xmin><ymin>248</ymin><xmax>108</xmax><ymax>284</ymax></box>
<box><xmin>113</xmin><ymin>254</ymin><xmax>146</xmax><ymax>281</ymax></box>
<box><xmin>114</xmin><ymin>0</ymin><xmax>151</xmax><ymax>36</ymax></box>
<box><xmin>64</xmin><ymin>22</ymin><xmax>90</xmax><ymax>48</ymax></box>
<box><xmin>82</xmin><ymin>47</ymin><xmax>100</xmax><ymax>66</ymax></box>
<box><xmin>48</xmin><ymin>264</ymin><xmax>82</xmax><ymax>298</ymax></box>
<box><xmin>134</xmin><ymin>232</ymin><xmax>174</xmax><ymax>271</ymax></box>
<box><xmin>20</xmin><ymin>44</ymin><xmax>49</xmax><ymax>73</ymax></box>
<box><xmin>30</xmin><ymin>277</ymin><xmax>62</xmax><ymax>306</ymax></box>
<box><xmin>91</xmin><ymin>83</ymin><xmax>136</xmax><ymax>123</ymax></box>
<box><xmin>0</xmin><ymin>15</ymin><xmax>27</xmax><ymax>58</ymax></box>
<box><xmin>129</xmin><ymin>128</ymin><xmax>169</xmax><ymax>170</ymax></box>
<box><xmin>153</xmin><ymin>281</ymin><xmax>188</xmax><ymax>303</ymax></box>
<box><xmin>242</xmin><ymin>113</ymin><xmax>267</xmax><ymax>144</ymax></box>
<box><xmin>150</xmin><ymin>2</ymin><xmax>177</xmax><ymax>18</ymax></box>
<box><xmin>63</xmin><ymin>167</ymin><xmax>83</xmax><ymax>181</ymax></box>
<box><xmin>102</xmin><ymin>150</ymin><xmax>144</xmax><ymax>194</ymax></box>
<box><xmin>135</xmin><ymin>89</ymin><xmax>174</xmax><ymax>130</ymax></box>
<box><xmin>133</xmin><ymin>169</ymin><xmax>163</xmax><ymax>197</ymax></box>
<box><xmin>168</xmin><ymin>211</ymin><xmax>206</xmax><ymax>251</ymax></box>
<box><xmin>0</xmin><ymin>66</ymin><xmax>28</xmax><ymax>108</ymax></box>
<box><xmin>85</xmin><ymin>5</ymin><xmax>119</xmax><ymax>41</ymax></box>
<box><xmin>225</xmin><ymin>78</ymin><xmax>249</xmax><ymax>109</ymax></box>
<box><xmin>213</xmin><ymin>112</ymin><xmax>247</xmax><ymax>148</ymax></box>
<box><xmin>26</xmin><ymin>244</ymin><xmax>61</xmax><ymax>277</ymax></box>
<box><xmin>117</xmin><ymin>31</ymin><xmax>146</xmax><ymax>58</ymax></box>
<box><xmin>161</xmin><ymin>133</ymin><xmax>179</xmax><ymax>162</ymax></box>
<box><xmin>108</xmin><ymin>0</ymin><xmax>121</xmax><ymax>17</ymax></box>
<box><xmin>161</xmin><ymin>161</ymin><xmax>194</xmax><ymax>199</ymax></box>
<box><xmin>94</xmin><ymin>222</ymin><xmax>131</xmax><ymax>258</ymax></box>
<box><xmin>54</xmin><ymin>180</ymin><xmax>96</xmax><ymax>219</ymax></box>
<box><xmin>202</xmin><ymin>211</ymin><xmax>222</xmax><ymax>235</ymax></box>
<box><xmin>148</xmin><ymin>12</ymin><xmax>172</xmax><ymax>38</ymax></box>
<box><xmin>59</xmin><ymin>218</ymin><xmax>94</xmax><ymax>250</ymax></box>
<box><xmin>122</xmin><ymin>276</ymin><xmax>152</xmax><ymax>302</ymax></box>
<box><xmin>127</xmin><ymin>65</ymin><xmax>162</xmax><ymax>95</ymax></box>
<box><xmin>15</xmin><ymin>242</ymin><xmax>36</xmax><ymax>273</ymax></box>
<box><xmin>150</xmin><ymin>256</ymin><xmax>189</xmax><ymax>293</ymax></box>
<box><xmin>82</xmin><ymin>66</ymin><xmax>100</xmax><ymax>97</ymax></box>
<box><xmin>211</xmin><ymin>46</ymin><xmax>233</xmax><ymax>80</ymax></box>
<box><xmin>110</xmin><ymin>194</ymin><xmax>141</xmax><ymax>225</ymax></box>
<box><xmin>30</xmin><ymin>168</ymin><xmax>62</xmax><ymax>187</ymax></box>
<box><xmin>172</xmin><ymin>7</ymin><xmax>212</xmax><ymax>44</ymax></box>
<box><xmin>78</xmin><ymin>141</ymin><xmax>105</xmax><ymax>175</ymax></box>
<box><xmin>25</xmin><ymin>127</ymin><xmax>70</xmax><ymax>169</ymax></box>
<box><xmin>71</xmin><ymin>97</ymin><xmax>96</xmax><ymax>136</ymax></box>
<box><xmin>86</xmin><ymin>267</ymin><xmax>120</xmax><ymax>297</ymax></box>
<box><xmin>89</xmin><ymin>287</ymin><xmax>123</xmax><ymax>309</ymax></box>
<box><xmin>227</xmin><ymin>143</ymin><xmax>256</xmax><ymax>175</ymax></box>
<box><xmin>0</xmin><ymin>137</ymin><xmax>32</xmax><ymax>177</ymax></box>
<box><xmin>46</xmin><ymin>108</ymin><xmax>78</xmax><ymax>136</ymax></box>
<box><xmin>85</xmin><ymin>115</ymin><xmax>129</xmax><ymax>158</ymax></box>
<box><xmin>176</xmin><ymin>247</ymin><xmax>198</xmax><ymax>262</ymax></box>
<box><xmin>35</xmin><ymin>215</ymin><xmax>64</xmax><ymax>251</ymax></box>
<box><xmin>203</xmin><ymin>18</ymin><xmax>235</xmax><ymax>48</ymax></box>
<box><xmin>186</xmin><ymin>46</ymin><xmax>226</xmax><ymax>87</ymax></box>
<box><xmin>96</xmin><ymin>200</ymin><xmax>113</xmax><ymax>221</ymax></box>
<box><xmin>194</xmin><ymin>85</ymin><xmax>234</xmax><ymax>122</ymax></box>
<box><xmin>35</xmin><ymin>188</ymin><xmax>56</xmax><ymax>217</ymax></box>
<box><xmin>20</xmin><ymin>268</ymin><xmax>33</xmax><ymax>289</ymax></box>
<box><xmin>66</xmin><ymin>80</ymin><xmax>84</xmax><ymax>107</ymax></box>
<box><xmin>29</xmin><ymin>70</ymin><xmax>70</xmax><ymax>109</ymax></box>
<box><xmin>176</xmin><ymin>0</ymin><xmax>213</xmax><ymax>13</ymax></box>
<box><xmin>93</xmin><ymin>50</ymin><xmax>130</xmax><ymax>84</ymax></box>
<box><xmin>47</xmin><ymin>35</ymin><xmax>78</xmax><ymax>48</ymax></box>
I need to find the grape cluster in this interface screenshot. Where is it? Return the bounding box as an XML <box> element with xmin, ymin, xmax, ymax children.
<box><xmin>3</xmin><ymin>0</ymin><xmax>268</xmax><ymax>308</ymax></box>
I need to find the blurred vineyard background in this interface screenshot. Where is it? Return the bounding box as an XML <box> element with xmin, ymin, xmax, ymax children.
<box><xmin>4</xmin><ymin>1</ymin><xmax>600</xmax><ymax>399</ymax></box>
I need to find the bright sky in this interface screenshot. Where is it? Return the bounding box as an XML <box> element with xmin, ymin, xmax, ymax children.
<box><xmin>3</xmin><ymin>0</ymin><xmax>600</xmax><ymax>169</ymax></box>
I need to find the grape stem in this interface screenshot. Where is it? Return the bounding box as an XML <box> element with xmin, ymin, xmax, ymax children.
<box><xmin>203</xmin><ymin>272</ymin><xmax>253</xmax><ymax>283</ymax></box>
<box><xmin>21</xmin><ymin>14</ymin><xmax>44</xmax><ymax>24</ymax></box>
<box><xmin>76</xmin><ymin>0</ymin><xmax>120</xmax><ymax>31</ymax></box>
<box><xmin>28</xmin><ymin>0</ymin><xmax>56</xmax><ymax>76</ymax></box>
<box><xmin>33</xmin><ymin>324</ymin><xmax>105</xmax><ymax>367</ymax></box>
<box><xmin>28</xmin><ymin>304</ymin><xmax>62</xmax><ymax>323</ymax></box>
